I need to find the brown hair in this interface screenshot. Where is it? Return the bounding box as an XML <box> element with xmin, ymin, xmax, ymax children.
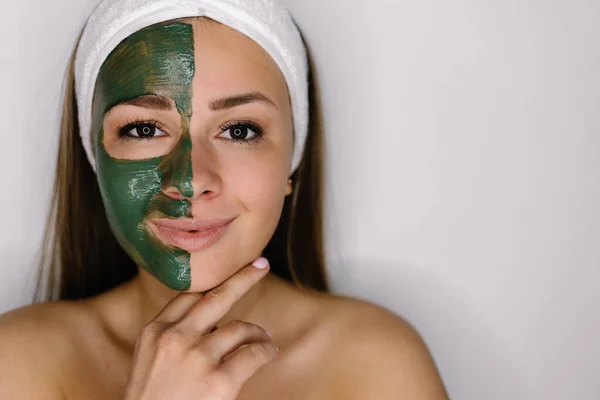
<box><xmin>35</xmin><ymin>25</ymin><xmax>329</xmax><ymax>301</ymax></box>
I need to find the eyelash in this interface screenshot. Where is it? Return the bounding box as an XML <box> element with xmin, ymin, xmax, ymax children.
<box><xmin>116</xmin><ymin>118</ymin><xmax>265</xmax><ymax>145</ymax></box>
<box><xmin>220</xmin><ymin>120</ymin><xmax>264</xmax><ymax>145</ymax></box>
<box><xmin>116</xmin><ymin>118</ymin><xmax>165</xmax><ymax>142</ymax></box>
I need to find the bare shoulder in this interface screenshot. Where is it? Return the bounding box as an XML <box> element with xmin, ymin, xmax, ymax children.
<box><xmin>0</xmin><ymin>301</ymin><xmax>92</xmax><ymax>400</ymax></box>
<box><xmin>309</xmin><ymin>293</ymin><xmax>449</xmax><ymax>400</ymax></box>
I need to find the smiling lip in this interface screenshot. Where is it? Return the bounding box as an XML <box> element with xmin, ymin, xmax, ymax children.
<box><xmin>148</xmin><ymin>217</ymin><xmax>235</xmax><ymax>252</ymax></box>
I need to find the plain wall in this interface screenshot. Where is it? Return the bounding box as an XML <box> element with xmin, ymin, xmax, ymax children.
<box><xmin>1</xmin><ymin>0</ymin><xmax>599</xmax><ymax>399</ymax></box>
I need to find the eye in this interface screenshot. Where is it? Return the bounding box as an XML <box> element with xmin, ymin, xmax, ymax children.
<box><xmin>219</xmin><ymin>121</ymin><xmax>264</xmax><ymax>144</ymax></box>
<box><xmin>118</xmin><ymin>121</ymin><xmax>167</xmax><ymax>139</ymax></box>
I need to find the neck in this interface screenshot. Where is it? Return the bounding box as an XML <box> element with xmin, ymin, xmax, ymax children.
<box><xmin>98</xmin><ymin>263</ymin><xmax>305</xmax><ymax>353</ymax></box>
<box><xmin>130</xmin><ymin>266</ymin><xmax>278</xmax><ymax>334</ymax></box>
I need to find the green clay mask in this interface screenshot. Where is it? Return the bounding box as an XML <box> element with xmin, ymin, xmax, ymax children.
<box><xmin>91</xmin><ymin>23</ymin><xmax>196</xmax><ymax>290</ymax></box>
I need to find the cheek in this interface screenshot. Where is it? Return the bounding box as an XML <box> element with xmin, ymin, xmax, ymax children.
<box><xmin>96</xmin><ymin>154</ymin><xmax>162</xmax><ymax>244</ymax></box>
<box><xmin>97</xmin><ymin>142</ymin><xmax>194</xmax><ymax>290</ymax></box>
<box><xmin>218</xmin><ymin>125</ymin><xmax>292</xmax><ymax>215</ymax></box>
<box><xmin>231</xmin><ymin>149</ymin><xmax>288</xmax><ymax>202</ymax></box>
<box><xmin>187</xmin><ymin>151</ymin><xmax>289</xmax><ymax>291</ymax></box>
<box><xmin>232</xmin><ymin>156</ymin><xmax>288</xmax><ymax>239</ymax></box>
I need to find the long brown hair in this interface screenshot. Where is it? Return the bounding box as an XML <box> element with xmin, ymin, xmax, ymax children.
<box><xmin>35</xmin><ymin>24</ymin><xmax>329</xmax><ymax>301</ymax></box>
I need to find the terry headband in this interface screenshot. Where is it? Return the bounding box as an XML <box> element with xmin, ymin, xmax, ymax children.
<box><xmin>74</xmin><ymin>0</ymin><xmax>309</xmax><ymax>173</ymax></box>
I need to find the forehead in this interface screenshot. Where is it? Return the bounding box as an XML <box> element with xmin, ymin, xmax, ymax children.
<box><xmin>95</xmin><ymin>22</ymin><xmax>194</xmax><ymax>115</ymax></box>
<box><xmin>94</xmin><ymin>18</ymin><xmax>289</xmax><ymax>115</ymax></box>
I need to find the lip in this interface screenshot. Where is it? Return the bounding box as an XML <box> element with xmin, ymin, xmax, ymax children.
<box><xmin>148</xmin><ymin>217</ymin><xmax>235</xmax><ymax>252</ymax></box>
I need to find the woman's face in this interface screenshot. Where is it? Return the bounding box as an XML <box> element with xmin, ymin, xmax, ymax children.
<box><xmin>90</xmin><ymin>19</ymin><xmax>294</xmax><ymax>291</ymax></box>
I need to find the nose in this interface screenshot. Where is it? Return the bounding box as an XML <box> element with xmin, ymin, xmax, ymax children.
<box><xmin>161</xmin><ymin>136</ymin><xmax>221</xmax><ymax>201</ymax></box>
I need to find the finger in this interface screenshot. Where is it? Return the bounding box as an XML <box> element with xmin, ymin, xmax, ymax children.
<box><xmin>221</xmin><ymin>344</ymin><xmax>247</xmax><ymax>364</ymax></box>
<box><xmin>153</xmin><ymin>292</ymin><xmax>204</xmax><ymax>323</ymax></box>
<box><xmin>201</xmin><ymin>320</ymin><xmax>272</xmax><ymax>363</ymax></box>
<box><xmin>178</xmin><ymin>259</ymin><xmax>270</xmax><ymax>333</ymax></box>
<box><xmin>218</xmin><ymin>342</ymin><xmax>279</xmax><ymax>386</ymax></box>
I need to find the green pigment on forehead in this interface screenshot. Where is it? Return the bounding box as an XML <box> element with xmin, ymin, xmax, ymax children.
<box><xmin>91</xmin><ymin>23</ymin><xmax>195</xmax><ymax>290</ymax></box>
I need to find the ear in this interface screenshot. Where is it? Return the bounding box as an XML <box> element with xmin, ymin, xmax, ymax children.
<box><xmin>285</xmin><ymin>178</ymin><xmax>293</xmax><ymax>196</ymax></box>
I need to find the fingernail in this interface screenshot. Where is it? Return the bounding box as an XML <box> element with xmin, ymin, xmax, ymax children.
<box><xmin>252</xmin><ymin>257</ymin><xmax>269</xmax><ymax>269</ymax></box>
<box><xmin>266</xmin><ymin>330</ymin><xmax>272</xmax><ymax>338</ymax></box>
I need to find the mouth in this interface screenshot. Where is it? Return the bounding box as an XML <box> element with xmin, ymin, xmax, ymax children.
<box><xmin>148</xmin><ymin>217</ymin><xmax>235</xmax><ymax>252</ymax></box>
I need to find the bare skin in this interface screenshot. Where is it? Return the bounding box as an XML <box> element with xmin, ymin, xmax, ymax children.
<box><xmin>0</xmin><ymin>266</ymin><xmax>448</xmax><ymax>399</ymax></box>
<box><xmin>0</xmin><ymin>18</ymin><xmax>448</xmax><ymax>400</ymax></box>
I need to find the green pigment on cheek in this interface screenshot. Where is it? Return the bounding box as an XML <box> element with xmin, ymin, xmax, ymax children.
<box><xmin>91</xmin><ymin>23</ymin><xmax>196</xmax><ymax>290</ymax></box>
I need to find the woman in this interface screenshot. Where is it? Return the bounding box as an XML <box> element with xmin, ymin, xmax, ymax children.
<box><xmin>0</xmin><ymin>0</ymin><xmax>448</xmax><ymax>398</ymax></box>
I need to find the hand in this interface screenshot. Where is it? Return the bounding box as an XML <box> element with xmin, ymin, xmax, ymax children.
<box><xmin>123</xmin><ymin>258</ymin><xmax>277</xmax><ymax>400</ymax></box>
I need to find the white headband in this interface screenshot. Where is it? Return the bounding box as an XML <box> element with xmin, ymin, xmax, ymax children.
<box><xmin>74</xmin><ymin>0</ymin><xmax>309</xmax><ymax>173</ymax></box>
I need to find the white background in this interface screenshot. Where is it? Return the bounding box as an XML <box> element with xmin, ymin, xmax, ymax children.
<box><xmin>1</xmin><ymin>0</ymin><xmax>599</xmax><ymax>399</ymax></box>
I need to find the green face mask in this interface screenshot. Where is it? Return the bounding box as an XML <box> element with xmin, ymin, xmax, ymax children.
<box><xmin>91</xmin><ymin>23</ymin><xmax>196</xmax><ymax>290</ymax></box>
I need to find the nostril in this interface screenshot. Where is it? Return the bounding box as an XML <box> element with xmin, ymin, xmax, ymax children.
<box><xmin>164</xmin><ymin>188</ymin><xmax>185</xmax><ymax>200</ymax></box>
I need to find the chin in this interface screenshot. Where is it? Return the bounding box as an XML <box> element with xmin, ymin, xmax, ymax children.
<box><xmin>183</xmin><ymin>250</ymin><xmax>251</xmax><ymax>292</ymax></box>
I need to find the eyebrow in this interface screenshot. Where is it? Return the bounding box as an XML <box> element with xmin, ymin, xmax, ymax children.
<box><xmin>209</xmin><ymin>92</ymin><xmax>277</xmax><ymax>111</ymax></box>
<box><xmin>118</xmin><ymin>91</ymin><xmax>277</xmax><ymax>112</ymax></box>
<box><xmin>120</xmin><ymin>95</ymin><xmax>173</xmax><ymax>110</ymax></box>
